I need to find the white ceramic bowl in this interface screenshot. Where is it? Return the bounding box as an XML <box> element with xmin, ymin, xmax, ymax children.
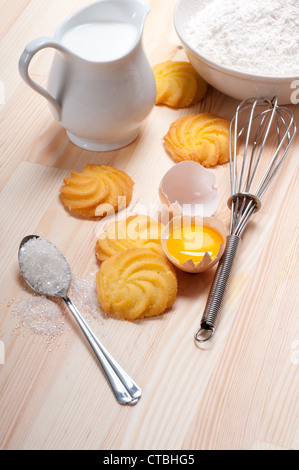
<box><xmin>174</xmin><ymin>0</ymin><xmax>298</xmax><ymax>105</ymax></box>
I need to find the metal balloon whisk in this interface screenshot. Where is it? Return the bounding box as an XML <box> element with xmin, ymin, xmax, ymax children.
<box><xmin>195</xmin><ymin>96</ymin><xmax>296</xmax><ymax>343</ymax></box>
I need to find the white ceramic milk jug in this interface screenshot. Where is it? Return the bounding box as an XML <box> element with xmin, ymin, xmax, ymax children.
<box><xmin>19</xmin><ymin>0</ymin><xmax>156</xmax><ymax>151</ymax></box>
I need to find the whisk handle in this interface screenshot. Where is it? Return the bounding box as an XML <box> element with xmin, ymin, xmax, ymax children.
<box><xmin>195</xmin><ymin>234</ymin><xmax>241</xmax><ymax>343</ymax></box>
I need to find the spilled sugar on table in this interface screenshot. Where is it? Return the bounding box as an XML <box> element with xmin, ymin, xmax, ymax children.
<box><xmin>0</xmin><ymin>0</ymin><xmax>298</xmax><ymax>450</ymax></box>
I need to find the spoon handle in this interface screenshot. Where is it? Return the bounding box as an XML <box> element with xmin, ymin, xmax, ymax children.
<box><xmin>63</xmin><ymin>296</ymin><xmax>141</xmax><ymax>405</ymax></box>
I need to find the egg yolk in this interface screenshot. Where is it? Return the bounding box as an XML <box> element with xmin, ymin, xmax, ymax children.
<box><xmin>166</xmin><ymin>223</ymin><xmax>223</xmax><ymax>265</ymax></box>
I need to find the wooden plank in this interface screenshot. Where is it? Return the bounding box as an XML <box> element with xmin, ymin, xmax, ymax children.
<box><xmin>0</xmin><ymin>0</ymin><xmax>298</xmax><ymax>450</ymax></box>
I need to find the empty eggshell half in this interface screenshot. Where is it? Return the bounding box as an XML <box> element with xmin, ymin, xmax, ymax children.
<box><xmin>161</xmin><ymin>215</ymin><xmax>227</xmax><ymax>273</ymax></box>
<box><xmin>159</xmin><ymin>161</ymin><xmax>220</xmax><ymax>217</ymax></box>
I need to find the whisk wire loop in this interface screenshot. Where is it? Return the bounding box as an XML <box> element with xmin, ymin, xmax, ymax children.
<box><xmin>230</xmin><ymin>96</ymin><xmax>296</xmax><ymax>235</ymax></box>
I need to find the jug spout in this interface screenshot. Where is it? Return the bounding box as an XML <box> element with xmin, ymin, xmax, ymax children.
<box><xmin>136</xmin><ymin>2</ymin><xmax>151</xmax><ymax>37</ymax></box>
<box><xmin>134</xmin><ymin>0</ymin><xmax>151</xmax><ymax>24</ymax></box>
<box><xmin>111</xmin><ymin>0</ymin><xmax>151</xmax><ymax>43</ymax></box>
<box><xmin>114</xmin><ymin>0</ymin><xmax>151</xmax><ymax>21</ymax></box>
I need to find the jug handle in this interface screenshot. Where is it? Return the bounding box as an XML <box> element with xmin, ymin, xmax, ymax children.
<box><xmin>19</xmin><ymin>37</ymin><xmax>67</xmax><ymax>121</ymax></box>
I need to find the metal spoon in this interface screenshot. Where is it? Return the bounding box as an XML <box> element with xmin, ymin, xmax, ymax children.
<box><xmin>18</xmin><ymin>235</ymin><xmax>141</xmax><ymax>405</ymax></box>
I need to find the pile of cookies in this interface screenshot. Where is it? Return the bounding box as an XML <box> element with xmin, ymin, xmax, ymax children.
<box><xmin>59</xmin><ymin>59</ymin><xmax>233</xmax><ymax>321</ymax></box>
<box><xmin>95</xmin><ymin>215</ymin><xmax>178</xmax><ymax>320</ymax></box>
<box><xmin>61</xmin><ymin>171</ymin><xmax>178</xmax><ymax>319</ymax></box>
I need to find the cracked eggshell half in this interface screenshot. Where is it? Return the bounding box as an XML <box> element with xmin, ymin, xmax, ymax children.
<box><xmin>161</xmin><ymin>215</ymin><xmax>227</xmax><ymax>273</ymax></box>
<box><xmin>159</xmin><ymin>161</ymin><xmax>220</xmax><ymax>218</ymax></box>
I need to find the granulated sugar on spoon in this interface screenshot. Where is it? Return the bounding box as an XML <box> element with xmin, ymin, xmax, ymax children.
<box><xmin>18</xmin><ymin>235</ymin><xmax>141</xmax><ymax>405</ymax></box>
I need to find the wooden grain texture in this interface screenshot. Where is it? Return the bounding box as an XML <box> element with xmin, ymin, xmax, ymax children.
<box><xmin>0</xmin><ymin>0</ymin><xmax>298</xmax><ymax>450</ymax></box>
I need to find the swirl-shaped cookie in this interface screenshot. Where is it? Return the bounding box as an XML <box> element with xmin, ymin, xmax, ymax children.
<box><xmin>163</xmin><ymin>113</ymin><xmax>232</xmax><ymax>167</ymax></box>
<box><xmin>60</xmin><ymin>164</ymin><xmax>134</xmax><ymax>218</ymax></box>
<box><xmin>96</xmin><ymin>248</ymin><xmax>178</xmax><ymax>320</ymax></box>
<box><xmin>96</xmin><ymin>215</ymin><xmax>165</xmax><ymax>261</ymax></box>
<box><xmin>153</xmin><ymin>61</ymin><xmax>207</xmax><ymax>108</ymax></box>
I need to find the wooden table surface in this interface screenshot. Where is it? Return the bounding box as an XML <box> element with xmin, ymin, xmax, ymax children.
<box><xmin>0</xmin><ymin>0</ymin><xmax>298</xmax><ymax>450</ymax></box>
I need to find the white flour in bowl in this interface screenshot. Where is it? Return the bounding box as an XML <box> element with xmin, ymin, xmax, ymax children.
<box><xmin>185</xmin><ymin>0</ymin><xmax>299</xmax><ymax>77</ymax></box>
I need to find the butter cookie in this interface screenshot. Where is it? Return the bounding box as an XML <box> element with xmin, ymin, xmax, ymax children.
<box><xmin>153</xmin><ymin>61</ymin><xmax>207</xmax><ymax>107</ymax></box>
<box><xmin>163</xmin><ymin>113</ymin><xmax>232</xmax><ymax>167</ymax></box>
<box><xmin>96</xmin><ymin>215</ymin><xmax>165</xmax><ymax>261</ymax></box>
<box><xmin>96</xmin><ymin>248</ymin><xmax>178</xmax><ymax>320</ymax></box>
<box><xmin>60</xmin><ymin>164</ymin><xmax>134</xmax><ymax>218</ymax></box>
